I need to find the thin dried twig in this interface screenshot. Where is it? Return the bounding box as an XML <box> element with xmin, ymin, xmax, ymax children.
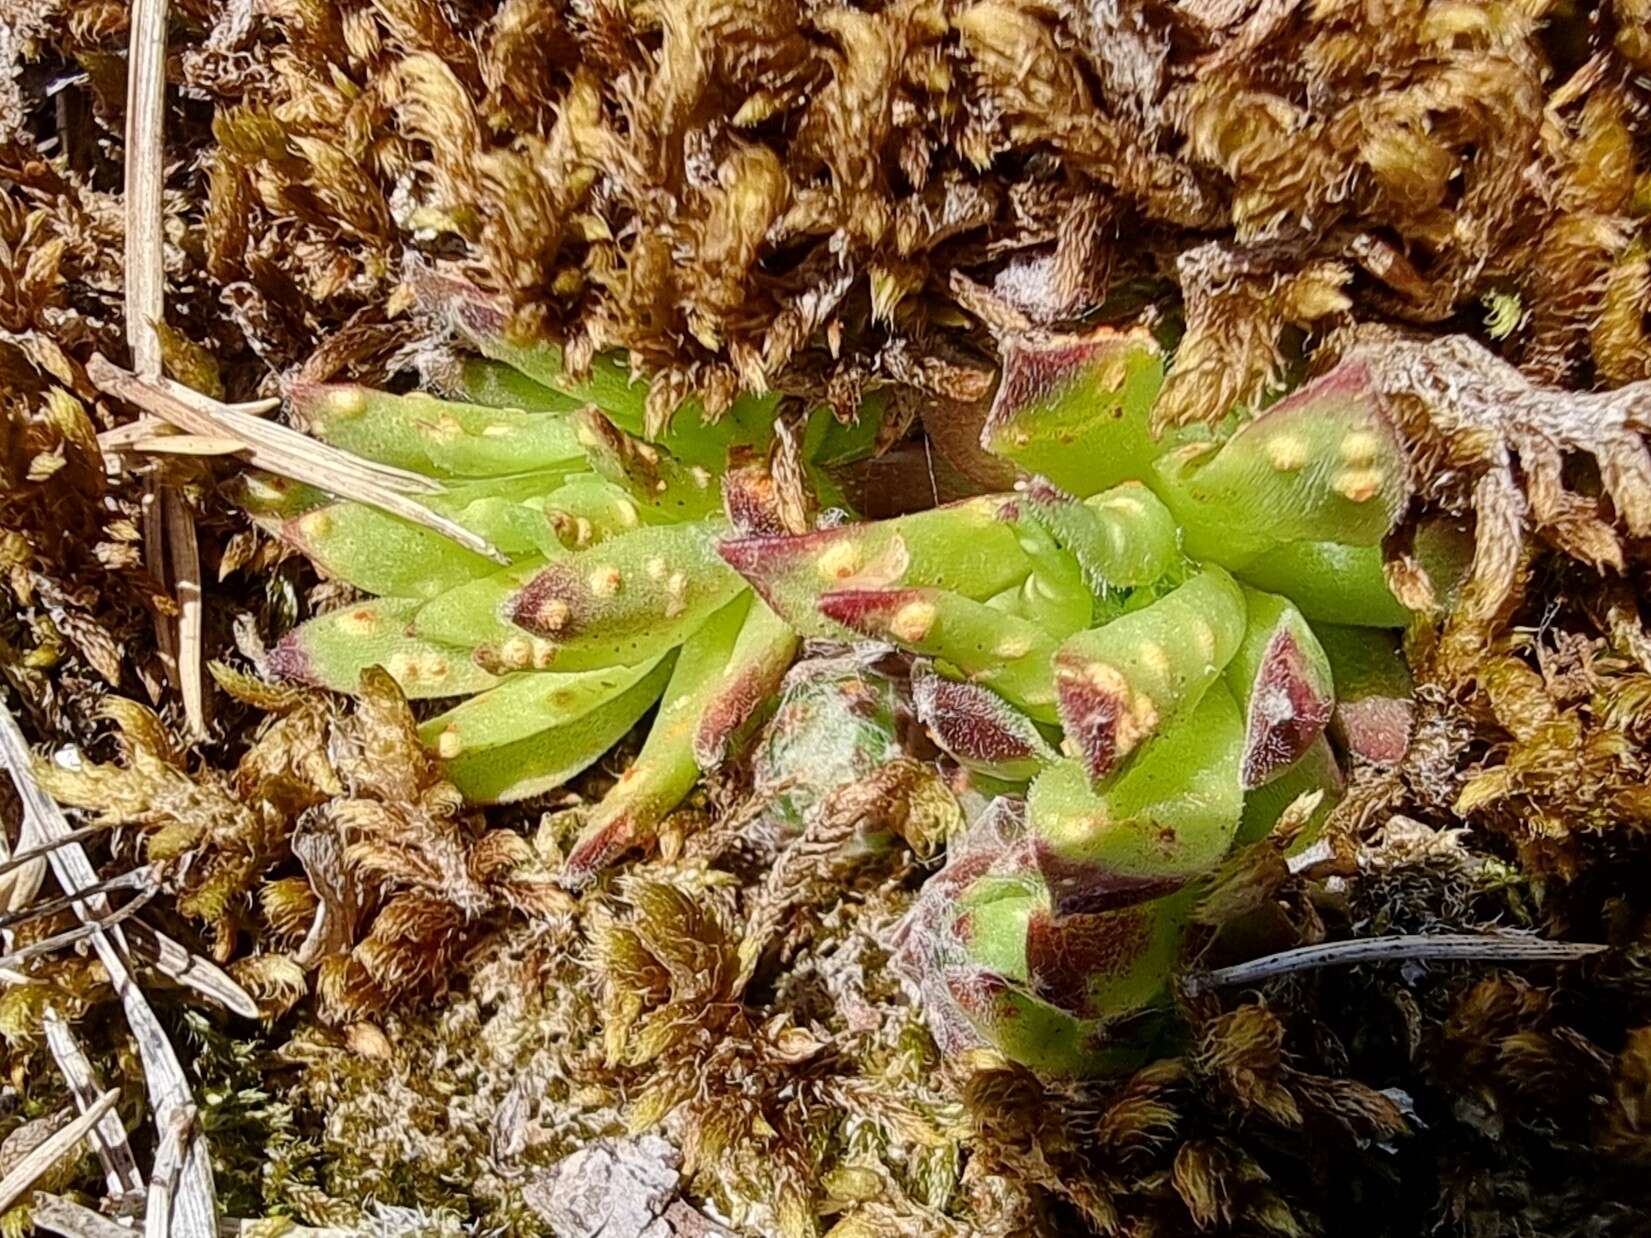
<box><xmin>98</xmin><ymin>361</ymin><xmax>445</xmax><ymax>498</ymax></box>
<box><xmin>165</xmin><ymin>487</ymin><xmax>208</xmax><ymax>737</ymax></box>
<box><xmin>122</xmin><ymin>922</ymin><xmax>260</xmax><ymax>1019</ymax></box>
<box><xmin>0</xmin><ymin>701</ymin><xmax>219</xmax><ymax>1236</ymax></box>
<box><xmin>123</xmin><ymin>0</ymin><xmax>208</xmax><ymax>738</ymax></box>
<box><xmin>31</xmin><ymin>1194</ymin><xmax>139</xmax><ymax>1238</ymax></box>
<box><xmin>145</xmin><ymin>1104</ymin><xmax>197</xmax><ymax>1238</ymax></box>
<box><xmin>44</xmin><ymin>1007</ymin><xmax>146</xmax><ymax>1201</ymax></box>
<box><xmin>0</xmin><ymin>1090</ymin><xmax>120</xmax><ymax>1213</ymax></box>
<box><xmin>0</xmin><ymin>888</ymin><xmax>156</xmax><ymax>970</ymax></box>
<box><xmin>0</xmin><ymin>866</ymin><xmax>157</xmax><ymax>935</ymax></box>
<box><xmin>1184</xmin><ymin>933</ymin><xmax>1608</xmax><ymax>996</ymax></box>
<box><xmin>0</xmin><ymin>823</ymin><xmax>117</xmax><ymax>882</ymax></box>
<box><xmin>108</xmin><ymin>435</ymin><xmax>251</xmax><ymax>457</ymax></box>
<box><xmin>88</xmin><ymin>357</ymin><xmax>510</xmax><ymax>564</ymax></box>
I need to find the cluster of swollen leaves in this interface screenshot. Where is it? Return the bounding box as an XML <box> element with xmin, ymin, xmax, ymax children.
<box><xmin>249</xmin><ymin>286</ymin><xmax>883</xmax><ymax>884</ymax></box>
<box><xmin>718</xmin><ymin>329</ymin><xmax>1454</xmax><ymax>1075</ymax></box>
<box><xmin>257</xmin><ymin>307</ymin><xmax>1453</xmax><ymax>1075</ymax></box>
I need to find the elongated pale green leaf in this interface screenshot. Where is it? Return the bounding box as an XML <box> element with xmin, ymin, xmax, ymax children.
<box><xmin>817</xmin><ymin>586</ymin><xmax>1061</xmax><ymax>719</ymax></box>
<box><xmin>266</xmin><ymin>500</ymin><xmax>501</xmax><ymax>599</ymax></box>
<box><xmin>573</xmin><ymin>410</ymin><xmax>721</xmax><ymax>521</ymax></box>
<box><xmin>562</xmin><ymin>598</ymin><xmax>751</xmax><ymax>881</ymax></box>
<box><xmin>419</xmin><ymin>657</ymin><xmax>671</xmax><ymax>803</ymax></box>
<box><xmin>270</xmin><ymin>598</ymin><xmax>498</xmax><ymax>698</ymax></box>
<box><xmin>291</xmin><ymin>383</ymin><xmax>585</xmax><ymax>477</ymax></box>
<box><xmin>720</xmin><ymin>497</ymin><xmax>1031</xmax><ymax>638</ymax></box>
<box><xmin>502</xmin><ymin>520</ymin><xmax>744</xmax><ymax>671</ymax></box>
<box><xmin>691</xmin><ymin>599</ymin><xmax>799</xmax><ymax>769</ymax></box>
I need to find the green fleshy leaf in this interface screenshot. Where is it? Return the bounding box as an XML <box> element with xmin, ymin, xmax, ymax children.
<box><xmin>1027</xmin><ymin>682</ymin><xmax>1246</xmax><ymax>899</ymax></box>
<box><xmin>818</xmin><ymin>586</ymin><xmax>1060</xmax><ymax>720</ymax></box>
<box><xmin>501</xmin><ymin>520</ymin><xmax>744</xmax><ymax>671</ymax></box>
<box><xmin>1022</xmin><ymin>479</ymin><xmax>1186</xmax><ymax>597</ymax></box>
<box><xmin>419</xmin><ymin>656</ymin><xmax>671</xmax><ymax>803</ymax></box>
<box><xmin>268</xmin><ymin>501</ymin><xmax>500</xmax><ymax>599</ymax></box>
<box><xmin>1236</xmin><ymin>735</ymin><xmax>1344</xmax><ymax>850</ymax></box>
<box><xmin>270</xmin><ymin>598</ymin><xmax>497</xmax><ymax>699</ymax></box>
<box><xmin>572</xmin><ymin>410</ymin><xmax>722</xmax><ymax>521</ymax></box>
<box><xmin>290</xmin><ymin>383</ymin><xmax>586</xmax><ymax>477</ymax></box>
<box><xmin>1053</xmin><ymin>568</ymin><xmax>1247</xmax><ymax>784</ymax></box>
<box><xmin>982</xmin><ymin>329</ymin><xmax>1170</xmax><ymax>496</ymax></box>
<box><xmin>562</xmin><ymin>597</ymin><xmax>752</xmax><ymax>880</ymax></box>
<box><xmin>720</xmin><ymin>497</ymin><xmax>1032</xmax><ymax>638</ymax></box>
<box><xmin>1234</xmin><ymin>541</ymin><xmax>1409</xmax><ymax>627</ymax></box>
<box><xmin>691</xmin><ymin>599</ymin><xmax>799</xmax><ymax>769</ymax></box>
<box><xmin>1225</xmin><ymin>587</ymin><xmax>1334</xmax><ymax>789</ymax></box>
<box><xmin>1152</xmin><ymin>364</ymin><xmax>1412</xmax><ymax>568</ymax></box>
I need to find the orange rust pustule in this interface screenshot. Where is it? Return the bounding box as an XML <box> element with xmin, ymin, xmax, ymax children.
<box><xmin>508</xmin><ymin>562</ymin><xmax>589</xmax><ymax>638</ymax></box>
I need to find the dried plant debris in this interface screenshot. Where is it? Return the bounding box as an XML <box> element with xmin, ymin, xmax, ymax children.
<box><xmin>5</xmin><ymin>0</ymin><xmax>1651</xmax><ymax>1235</ymax></box>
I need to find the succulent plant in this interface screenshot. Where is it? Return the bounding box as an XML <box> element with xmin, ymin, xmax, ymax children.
<box><xmin>256</xmin><ymin>301</ymin><xmax>1444</xmax><ymax>1072</ymax></box>
<box><xmin>720</xmin><ymin>328</ymin><xmax>1450</xmax><ymax>1075</ymax></box>
<box><xmin>245</xmin><ymin>283</ymin><xmax>884</xmax><ymax>883</ymax></box>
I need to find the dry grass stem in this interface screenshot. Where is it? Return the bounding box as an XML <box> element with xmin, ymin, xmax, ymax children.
<box><xmin>0</xmin><ymin>1091</ymin><xmax>121</xmax><ymax>1213</ymax></box>
<box><xmin>89</xmin><ymin>356</ymin><xmax>508</xmax><ymax>564</ymax></box>
<box><xmin>1185</xmin><ymin>933</ymin><xmax>1608</xmax><ymax>996</ymax></box>
<box><xmin>0</xmin><ymin>699</ymin><xmax>220</xmax><ymax>1235</ymax></box>
<box><xmin>44</xmin><ymin>1007</ymin><xmax>147</xmax><ymax>1201</ymax></box>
